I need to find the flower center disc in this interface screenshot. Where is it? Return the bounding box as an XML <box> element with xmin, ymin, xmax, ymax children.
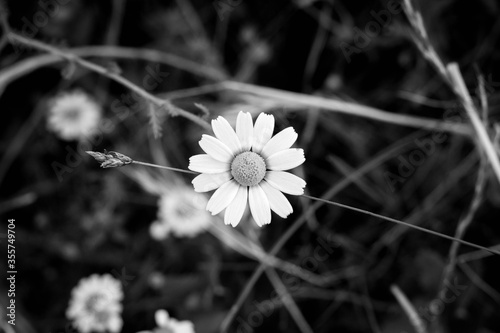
<box><xmin>231</xmin><ymin>152</ymin><xmax>266</xmax><ymax>186</ymax></box>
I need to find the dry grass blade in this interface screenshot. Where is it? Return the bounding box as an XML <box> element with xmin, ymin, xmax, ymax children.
<box><xmin>437</xmin><ymin>154</ymin><xmax>487</xmax><ymax>301</ymax></box>
<box><xmin>265</xmin><ymin>268</ymin><xmax>314</xmax><ymax>333</ymax></box>
<box><xmin>402</xmin><ymin>0</ymin><xmax>500</xmax><ymax>185</ymax></box>
<box><xmin>6</xmin><ymin>33</ymin><xmax>212</xmax><ymax>131</ymax></box>
<box><xmin>459</xmin><ymin>262</ymin><xmax>500</xmax><ymax>304</ymax></box>
<box><xmin>221</xmin><ymin>81</ymin><xmax>471</xmax><ymax>136</ymax></box>
<box><xmin>390</xmin><ymin>285</ymin><xmax>428</xmax><ymax>333</ymax></box>
<box><xmin>446</xmin><ymin>64</ymin><xmax>500</xmax><ymax>184</ymax></box>
<box><xmin>147</xmin><ymin>102</ymin><xmax>163</xmax><ymax>139</ymax></box>
<box><xmin>208</xmin><ymin>222</ymin><xmax>326</xmax><ymax>286</ymax></box>
<box><xmin>302</xmin><ymin>194</ymin><xmax>500</xmax><ymax>256</ymax></box>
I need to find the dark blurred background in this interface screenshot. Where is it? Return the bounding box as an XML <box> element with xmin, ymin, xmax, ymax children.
<box><xmin>1</xmin><ymin>0</ymin><xmax>500</xmax><ymax>332</ymax></box>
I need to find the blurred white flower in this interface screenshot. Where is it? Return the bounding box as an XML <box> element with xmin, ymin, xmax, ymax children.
<box><xmin>66</xmin><ymin>274</ymin><xmax>123</xmax><ymax>333</ymax></box>
<box><xmin>189</xmin><ymin>111</ymin><xmax>306</xmax><ymax>227</ymax></box>
<box><xmin>150</xmin><ymin>186</ymin><xmax>211</xmax><ymax>239</ymax></box>
<box><xmin>47</xmin><ymin>90</ymin><xmax>101</xmax><ymax>141</ymax></box>
<box><xmin>137</xmin><ymin>309</ymin><xmax>195</xmax><ymax>333</ymax></box>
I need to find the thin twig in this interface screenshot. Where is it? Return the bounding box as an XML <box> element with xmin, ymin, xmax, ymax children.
<box><xmin>303</xmin><ymin>0</ymin><xmax>331</xmax><ymax>91</ymax></box>
<box><xmin>476</xmin><ymin>71</ymin><xmax>489</xmax><ymax>124</ymax></box>
<box><xmin>0</xmin><ymin>45</ymin><xmax>227</xmax><ymax>86</ymax></box>
<box><xmin>0</xmin><ymin>40</ymin><xmax>472</xmax><ymax>137</ymax></box>
<box><xmin>302</xmin><ymin>194</ymin><xmax>500</xmax><ymax>256</ymax></box>
<box><xmin>7</xmin><ymin>32</ymin><xmax>212</xmax><ymax>131</ymax></box>
<box><xmin>403</xmin><ymin>0</ymin><xmax>500</xmax><ymax>184</ymax></box>
<box><xmin>390</xmin><ymin>285</ymin><xmax>428</xmax><ymax>333</ymax></box>
<box><xmin>161</xmin><ymin>81</ymin><xmax>472</xmax><ymax>136</ymax></box>
<box><xmin>105</xmin><ymin>0</ymin><xmax>126</xmax><ymax>46</ymax></box>
<box><xmin>459</xmin><ymin>262</ymin><xmax>500</xmax><ymax>304</ymax></box>
<box><xmin>359</xmin><ymin>273</ymin><xmax>382</xmax><ymax>333</ymax></box>
<box><xmin>398</xmin><ymin>91</ymin><xmax>457</xmax><ymax>109</ymax></box>
<box><xmin>328</xmin><ymin>156</ymin><xmax>385</xmax><ymax>205</ymax></box>
<box><xmin>447</xmin><ymin>64</ymin><xmax>500</xmax><ymax>184</ymax></box>
<box><xmin>371</xmin><ymin>151</ymin><xmax>479</xmax><ymax>258</ymax></box>
<box><xmin>220</xmin><ymin>81</ymin><xmax>471</xmax><ymax>136</ymax></box>
<box><xmin>208</xmin><ymin>222</ymin><xmax>326</xmax><ymax>286</ymax></box>
<box><xmin>457</xmin><ymin>244</ymin><xmax>500</xmax><ymax>263</ymax></box>
<box><xmin>0</xmin><ymin>0</ymin><xmax>10</xmax><ymax>51</ymax></box>
<box><xmin>247</xmin><ymin>230</ymin><xmax>314</xmax><ymax>333</ymax></box>
<box><xmin>131</xmin><ymin>161</ymin><xmax>197</xmax><ymax>175</ymax></box>
<box><xmin>437</xmin><ymin>153</ymin><xmax>487</xmax><ymax>301</ymax></box>
<box><xmin>174</xmin><ymin>0</ymin><xmax>226</xmax><ymax>76</ymax></box>
<box><xmin>265</xmin><ymin>268</ymin><xmax>314</xmax><ymax>333</ymax></box>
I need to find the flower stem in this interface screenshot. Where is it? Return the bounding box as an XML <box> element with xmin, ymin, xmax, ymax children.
<box><xmin>131</xmin><ymin>160</ymin><xmax>197</xmax><ymax>174</ymax></box>
<box><xmin>302</xmin><ymin>194</ymin><xmax>500</xmax><ymax>256</ymax></box>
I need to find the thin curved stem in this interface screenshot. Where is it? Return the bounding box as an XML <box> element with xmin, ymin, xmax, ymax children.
<box><xmin>302</xmin><ymin>194</ymin><xmax>500</xmax><ymax>256</ymax></box>
<box><xmin>6</xmin><ymin>32</ymin><xmax>212</xmax><ymax>131</ymax></box>
<box><xmin>131</xmin><ymin>161</ymin><xmax>197</xmax><ymax>175</ymax></box>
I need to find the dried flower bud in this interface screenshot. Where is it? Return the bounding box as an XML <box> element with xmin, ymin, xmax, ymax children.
<box><xmin>86</xmin><ymin>151</ymin><xmax>107</xmax><ymax>163</ymax></box>
<box><xmin>100</xmin><ymin>158</ymin><xmax>125</xmax><ymax>168</ymax></box>
<box><xmin>86</xmin><ymin>150</ymin><xmax>133</xmax><ymax>168</ymax></box>
<box><xmin>106</xmin><ymin>151</ymin><xmax>133</xmax><ymax>164</ymax></box>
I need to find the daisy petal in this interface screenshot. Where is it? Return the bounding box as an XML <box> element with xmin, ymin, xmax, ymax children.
<box><xmin>212</xmin><ymin>116</ymin><xmax>241</xmax><ymax>154</ymax></box>
<box><xmin>265</xmin><ymin>171</ymin><xmax>306</xmax><ymax>195</ymax></box>
<box><xmin>199</xmin><ymin>134</ymin><xmax>234</xmax><ymax>163</ymax></box>
<box><xmin>249</xmin><ymin>185</ymin><xmax>271</xmax><ymax>226</ymax></box>
<box><xmin>236</xmin><ymin>111</ymin><xmax>253</xmax><ymax>152</ymax></box>
<box><xmin>189</xmin><ymin>154</ymin><xmax>230</xmax><ymax>174</ymax></box>
<box><xmin>192</xmin><ymin>172</ymin><xmax>232</xmax><ymax>192</ymax></box>
<box><xmin>206</xmin><ymin>180</ymin><xmax>240</xmax><ymax>215</ymax></box>
<box><xmin>266</xmin><ymin>148</ymin><xmax>305</xmax><ymax>171</ymax></box>
<box><xmin>261</xmin><ymin>127</ymin><xmax>298</xmax><ymax>159</ymax></box>
<box><xmin>252</xmin><ymin>113</ymin><xmax>275</xmax><ymax>153</ymax></box>
<box><xmin>224</xmin><ymin>185</ymin><xmax>248</xmax><ymax>227</ymax></box>
<box><xmin>260</xmin><ymin>180</ymin><xmax>293</xmax><ymax>218</ymax></box>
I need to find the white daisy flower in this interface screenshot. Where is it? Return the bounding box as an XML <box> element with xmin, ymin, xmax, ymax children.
<box><xmin>137</xmin><ymin>309</ymin><xmax>195</xmax><ymax>333</ymax></box>
<box><xmin>66</xmin><ymin>274</ymin><xmax>123</xmax><ymax>333</ymax></box>
<box><xmin>47</xmin><ymin>90</ymin><xmax>102</xmax><ymax>141</ymax></box>
<box><xmin>150</xmin><ymin>186</ymin><xmax>211</xmax><ymax>239</ymax></box>
<box><xmin>189</xmin><ymin>111</ymin><xmax>306</xmax><ymax>227</ymax></box>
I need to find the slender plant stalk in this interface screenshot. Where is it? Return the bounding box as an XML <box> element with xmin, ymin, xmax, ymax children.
<box><xmin>457</xmin><ymin>244</ymin><xmax>500</xmax><ymax>263</ymax></box>
<box><xmin>437</xmin><ymin>157</ymin><xmax>486</xmax><ymax>299</ymax></box>
<box><xmin>131</xmin><ymin>161</ymin><xmax>197</xmax><ymax>175</ymax></box>
<box><xmin>459</xmin><ymin>262</ymin><xmax>500</xmax><ymax>304</ymax></box>
<box><xmin>302</xmin><ymin>194</ymin><xmax>500</xmax><ymax>256</ymax></box>
<box><xmin>208</xmin><ymin>221</ymin><xmax>326</xmax><ymax>286</ymax></box>
<box><xmin>447</xmin><ymin>64</ymin><xmax>500</xmax><ymax>184</ymax></box>
<box><xmin>220</xmin><ymin>81</ymin><xmax>471</xmax><ymax>136</ymax></box>
<box><xmin>403</xmin><ymin>0</ymin><xmax>500</xmax><ymax>184</ymax></box>
<box><xmin>0</xmin><ymin>38</ymin><xmax>471</xmax><ymax>136</ymax></box>
<box><xmin>265</xmin><ymin>268</ymin><xmax>314</xmax><ymax>333</ymax></box>
<box><xmin>7</xmin><ymin>33</ymin><xmax>212</xmax><ymax>131</ymax></box>
<box><xmin>390</xmin><ymin>285</ymin><xmax>428</xmax><ymax>333</ymax></box>
<box><xmin>244</xmin><ymin>229</ymin><xmax>315</xmax><ymax>333</ymax></box>
<box><xmin>0</xmin><ymin>45</ymin><xmax>226</xmax><ymax>87</ymax></box>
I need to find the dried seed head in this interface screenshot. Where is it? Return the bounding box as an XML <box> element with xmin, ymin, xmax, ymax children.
<box><xmin>86</xmin><ymin>151</ymin><xmax>107</xmax><ymax>163</ymax></box>
<box><xmin>86</xmin><ymin>150</ymin><xmax>133</xmax><ymax>168</ymax></box>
